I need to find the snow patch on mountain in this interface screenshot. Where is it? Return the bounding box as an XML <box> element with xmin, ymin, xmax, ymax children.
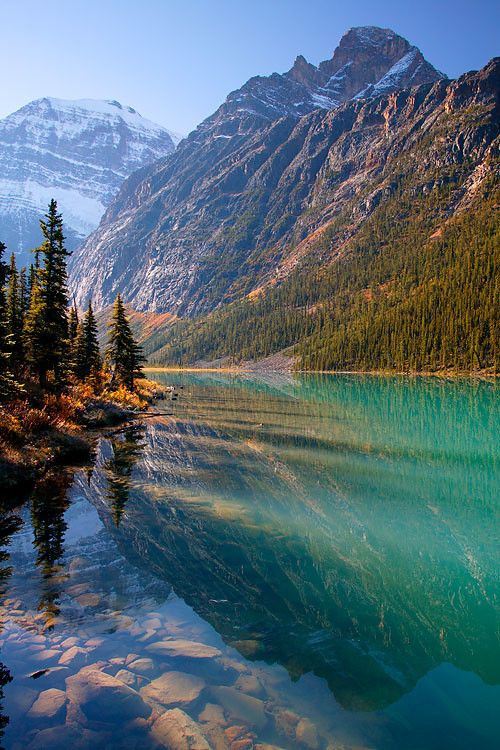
<box><xmin>0</xmin><ymin>97</ymin><xmax>180</xmax><ymax>263</ymax></box>
<box><xmin>0</xmin><ymin>179</ymin><xmax>104</xmax><ymax>237</ymax></box>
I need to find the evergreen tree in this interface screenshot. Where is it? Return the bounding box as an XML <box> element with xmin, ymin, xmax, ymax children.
<box><xmin>19</xmin><ymin>267</ymin><xmax>29</xmax><ymax>319</ymax></box>
<box><xmin>6</xmin><ymin>254</ymin><xmax>23</xmax><ymax>369</ymax></box>
<box><xmin>68</xmin><ymin>303</ymin><xmax>79</xmax><ymax>345</ymax></box>
<box><xmin>23</xmin><ymin>262</ymin><xmax>46</xmax><ymax>385</ymax></box>
<box><xmin>67</xmin><ymin>303</ymin><xmax>79</xmax><ymax>375</ymax></box>
<box><xmin>24</xmin><ymin>200</ymin><xmax>71</xmax><ymax>387</ymax></box>
<box><xmin>75</xmin><ymin>301</ymin><xmax>101</xmax><ymax>380</ymax></box>
<box><xmin>105</xmin><ymin>294</ymin><xmax>144</xmax><ymax>389</ymax></box>
<box><xmin>0</xmin><ymin>242</ymin><xmax>17</xmax><ymax>399</ymax></box>
<box><xmin>27</xmin><ymin>262</ymin><xmax>36</xmax><ymax>301</ymax></box>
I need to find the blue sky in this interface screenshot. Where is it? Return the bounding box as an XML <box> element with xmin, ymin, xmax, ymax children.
<box><xmin>1</xmin><ymin>0</ymin><xmax>498</xmax><ymax>134</ymax></box>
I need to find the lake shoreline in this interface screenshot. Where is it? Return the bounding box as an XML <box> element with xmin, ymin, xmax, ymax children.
<box><xmin>145</xmin><ymin>366</ymin><xmax>497</xmax><ymax>379</ymax></box>
<box><xmin>0</xmin><ymin>379</ymin><xmax>165</xmax><ymax>505</ymax></box>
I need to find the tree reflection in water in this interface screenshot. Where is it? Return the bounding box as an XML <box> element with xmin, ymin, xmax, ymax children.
<box><xmin>30</xmin><ymin>469</ymin><xmax>73</xmax><ymax>627</ymax></box>
<box><xmin>104</xmin><ymin>425</ymin><xmax>145</xmax><ymax>527</ymax></box>
<box><xmin>0</xmin><ymin>508</ymin><xmax>22</xmax><ymax>749</ymax></box>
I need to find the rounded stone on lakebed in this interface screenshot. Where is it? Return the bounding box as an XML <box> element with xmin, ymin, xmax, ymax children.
<box><xmin>27</xmin><ymin>688</ymin><xmax>66</xmax><ymax>720</ymax></box>
<box><xmin>198</xmin><ymin>702</ymin><xmax>226</xmax><ymax>726</ymax></box>
<box><xmin>65</xmin><ymin>666</ymin><xmax>151</xmax><ymax>723</ymax></box>
<box><xmin>150</xmin><ymin>707</ymin><xmax>210</xmax><ymax>750</ymax></box>
<box><xmin>140</xmin><ymin>670</ymin><xmax>206</xmax><ymax>708</ymax></box>
<box><xmin>146</xmin><ymin>639</ymin><xmax>221</xmax><ymax>659</ymax></box>
<box><xmin>234</xmin><ymin>673</ymin><xmax>264</xmax><ymax>697</ymax></box>
<box><xmin>31</xmin><ymin>648</ymin><xmax>61</xmax><ymax>662</ymax></box>
<box><xmin>114</xmin><ymin>668</ymin><xmax>148</xmax><ymax>690</ymax></box>
<box><xmin>75</xmin><ymin>593</ymin><xmax>101</xmax><ymax>607</ymax></box>
<box><xmin>127</xmin><ymin>656</ymin><xmax>155</xmax><ymax>673</ymax></box>
<box><xmin>211</xmin><ymin>686</ymin><xmax>267</xmax><ymax>729</ymax></box>
<box><xmin>26</xmin><ymin>723</ymin><xmax>106</xmax><ymax>750</ymax></box>
<box><xmin>58</xmin><ymin>646</ymin><xmax>88</xmax><ymax>666</ymax></box>
<box><xmin>295</xmin><ymin>717</ymin><xmax>320</xmax><ymax>749</ymax></box>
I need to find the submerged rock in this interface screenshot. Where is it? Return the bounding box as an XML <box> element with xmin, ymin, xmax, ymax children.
<box><xmin>273</xmin><ymin>708</ymin><xmax>300</xmax><ymax>739</ymax></box>
<box><xmin>26</xmin><ymin>723</ymin><xmax>107</xmax><ymax>750</ymax></box>
<box><xmin>198</xmin><ymin>702</ymin><xmax>226</xmax><ymax>726</ymax></box>
<box><xmin>114</xmin><ymin>668</ymin><xmax>147</xmax><ymax>690</ymax></box>
<box><xmin>76</xmin><ymin>593</ymin><xmax>101</xmax><ymax>607</ymax></box>
<box><xmin>27</xmin><ymin>687</ymin><xmax>66</xmax><ymax>721</ymax></box>
<box><xmin>59</xmin><ymin>646</ymin><xmax>88</xmax><ymax>666</ymax></box>
<box><xmin>146</xmin><ymin>639</ymin><xmax>221</xmax><ymax>659</ymax></box>
<box><xmin>211</xmin><ymin>686</ymin><xmax>267</xmax><ymax>729</ymax></box>
<box><xmin>150</xmin><ymin>708</ymin><xmax>211</xmax><ymax>749</ymax></box>
<box><xmin>32</xmin><ymin>648</ymin><xmax>61</xmax><ymax>662</ymax></box>
<box><xmin>234</xmin><ymin>673</ymin><xmax>264</xmax><ymax>697</ymax></box>
<box><xmin>295</xmin><ymin>717</ymin><xmax>320</xmax><ymax>749</ymax></box>
<box><xmin>127</xmin><ymin>656</ymin><xmax>154</xmax><ymax>673</ymax></box>
<box><xmin>60</xmin><ymin>637</ymin><xmax>80</xmax><ymax>649</ymax></box>
<box><xmin>140</xmin><ymin>671</ymin><xmax>206</xmax><ymax>709</ymax></box>
<box><xmin>65</xmin><ymin>666</ymin><xmax>151</xmax><ymax>724</ymax></box>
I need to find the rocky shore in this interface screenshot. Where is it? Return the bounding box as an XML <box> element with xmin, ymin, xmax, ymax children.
<box><xmin>1</xmin><ymin>596</ymin><xmax>339</xmax><ymax>750</ymax></box>
<box><xmin>0</xmin><ymin>379</ymin><xmax>165</xmax><ymax>503</ymax></box>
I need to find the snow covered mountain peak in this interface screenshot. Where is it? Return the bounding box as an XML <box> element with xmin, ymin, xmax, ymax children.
<box><xmin>22</xmin><ymin>97</ymin><xmax>183</xmax><ymax>144</ymax></box>
<box><xmin>0</xmin><ymin>97</ymin><xmax>181</xmax><ymax>264</ymax></box>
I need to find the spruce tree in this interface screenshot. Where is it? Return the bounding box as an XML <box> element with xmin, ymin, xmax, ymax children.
<box><xmin>75</xmin><ymin>301</ymin><xmax>101</xmax><ymax>380</ymax></box>
<box><xmin>23</xmin><ymin>265</ymin><xmax>46</xmax><ymax>385</ymax></box>
<box><xmin>6</xmin><ymin>254</ymin><xmax>23</xmax><ymax>369</ymax></box>
<box><xmin>24</xmin><ymin>200</ymin><xmax>71</xmax><ymax>387</ymax></box>
<box><xmin>67</xmin><ymin>303</ymin><xmax>79</xmax><ymax>376</ymax></box>
<box><xmin>0</xmin><ymin>243</ymin><xmax>17</xmax><ymax>399</ymax></box>
<box><xmin>19</xmin><ymin>267</ymin><xmax>29</xmax><ymax>319</ymax></box>
<box><xmin>105</xmin><ymin>294</ymin><xmax>144</xmax><ymax>389</ymax></box>
<box><xmin>68</xmin><ymin>304</ymin><xmax>79</xmax><ymax>345</ymax></box>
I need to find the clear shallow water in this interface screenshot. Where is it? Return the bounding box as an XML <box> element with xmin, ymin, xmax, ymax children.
<box><xmin>0</xmin><ymin>373</ymin><xmax>499</xmax><ymax>749</ymax></box>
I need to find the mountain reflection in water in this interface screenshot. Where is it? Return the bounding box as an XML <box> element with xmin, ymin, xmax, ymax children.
<box><xmin>1</xmin><ymin>373</ymin><xmax>498</xmax><ymax>749</ymax></box>
<box><xmin>79</xmin><ymin>373</ymin><xmax>500</xmax><ymax>712</ymax></box>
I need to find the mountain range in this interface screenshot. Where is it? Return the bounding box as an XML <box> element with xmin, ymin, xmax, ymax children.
<box><xmin>70</xmin><ymin>27</ymin><xmax>447</xmax><ymax>314</ymax></box>
<box><xmin>0</xmin><ymin>97</ymin><xmax>179</xmax><ymax>266</ymax></box>
<box><xmin>2</xmin><ymin>25</ymin><xmax>497</xmax><ymax>372</ymax></box>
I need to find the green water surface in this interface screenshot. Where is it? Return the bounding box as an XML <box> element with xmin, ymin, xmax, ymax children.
<box><xmin>1</xmin><ymin>373</ymin><xmax>499</xmax><ymax>749</ymax></box>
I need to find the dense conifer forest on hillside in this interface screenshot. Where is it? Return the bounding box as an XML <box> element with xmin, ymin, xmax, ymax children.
<box><xmin>148</xmin><ymin>169</ymin><xmax>499</xmax><ymax>374</ymax></box>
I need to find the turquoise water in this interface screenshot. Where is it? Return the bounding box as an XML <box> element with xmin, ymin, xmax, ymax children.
<box><xmin>0</xmin><ymin>373</ymin><xmax>499</xmax><ymax>749</ymax></box>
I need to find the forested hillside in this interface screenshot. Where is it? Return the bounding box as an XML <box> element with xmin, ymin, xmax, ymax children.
<box><xmin>81</xmin><ymin>55</ymin><xmax>498</xmax><ymax>374</ymax></box>
<box><xmin>146</xmin><ymin>173</ymin><xmax>498</xmax><ymax>373</ymax></box>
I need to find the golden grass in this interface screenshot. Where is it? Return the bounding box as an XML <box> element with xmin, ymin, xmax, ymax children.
<box><xmin>0</xmin><ymin>376</ymin><xmax>160</xmax><ymax>454</ymax></box>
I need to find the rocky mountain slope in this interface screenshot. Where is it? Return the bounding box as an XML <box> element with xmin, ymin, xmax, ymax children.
<box><xmin>0</xmin><ymin>98</ymin><xmax>180</xmax><ymax>266</ymax></box>
<box><xmin>70</xmin><ymin>27</ymin><xmax>445</xmax><ymax>312</ymax></box>
<box><xmin>140</xmin><ymin>58</ymin><xmax>499</xmax><ymax>373</ymax></box>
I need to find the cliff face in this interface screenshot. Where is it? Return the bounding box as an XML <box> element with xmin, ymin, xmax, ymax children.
<box><xmin>69</xmin><ymin>27</ymin><xmax>447</xmax><ymax>313</ymax></box>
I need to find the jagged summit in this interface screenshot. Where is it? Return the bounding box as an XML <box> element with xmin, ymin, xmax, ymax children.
<box><xmin>69</xmin><ymin>27</ymin><xmax>460</xmax><ymax>314</ymax></box>
<box><xmin>286</xmin><ymin>25</ymin><xmax>446</xmax><ymax>109</ymax></box>
<box><xmin>210</xmin><ymin>26</ymin><xmax>445</xmax><ymax>129</ymax></box>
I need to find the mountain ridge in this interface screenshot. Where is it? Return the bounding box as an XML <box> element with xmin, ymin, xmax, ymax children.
<box><xmin>69</xmin><ymin>26</ymin><xmax>446</xmax><ymax>312</ymax></box>
<box><xmin>0</xmin><ymin>97</ymin><xmax>179</xmax><ymax>265</ymax></box>
<box><xmin>119</xmin><ymin>58</ymin><xmax>499</xmax><ymax>373</ymax></box>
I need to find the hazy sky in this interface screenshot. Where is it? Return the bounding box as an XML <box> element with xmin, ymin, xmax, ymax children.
<box><xmin>1</xmin><ymin>0</ymin><xmax>498</xmax><ymax>135</ymax></box>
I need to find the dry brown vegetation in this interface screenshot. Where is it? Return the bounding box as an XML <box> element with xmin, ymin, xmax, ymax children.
<box><xmin>0</xmin><ymin>377</ymin><xmax>161</xmax><ymax>496</ymax></box>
